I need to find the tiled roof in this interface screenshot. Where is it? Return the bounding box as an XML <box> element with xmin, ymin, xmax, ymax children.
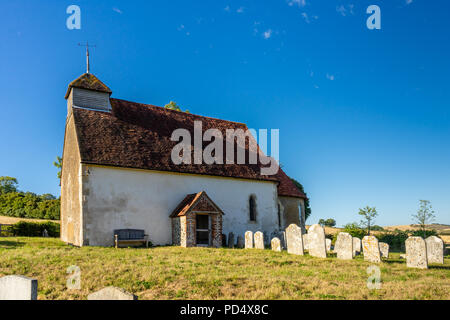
<box><xmin>65</xmin><ymin>73</ymin><xmax>112</xmax><ymax>99</ymax></box>
<box><xmin>169</xmin><ymin>191</ymin><xmax>224</xmax><ymax>218</ymax></box>
<box><xmin>71</xmin><ymin>98</ymin><xmax>306</xmax><ymax>198</ymax></box>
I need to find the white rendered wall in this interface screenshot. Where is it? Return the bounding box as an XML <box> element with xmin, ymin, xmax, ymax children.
<box><xmin>82</xmin><ymin>165</ymin><xmax>280</xmax><ymax>246</ymax></box>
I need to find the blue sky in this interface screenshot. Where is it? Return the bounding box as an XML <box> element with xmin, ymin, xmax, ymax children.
<box><xmin>0</xmin><ymin>0</ymin><xmax>449</xmax><ymax>226</ymax></box>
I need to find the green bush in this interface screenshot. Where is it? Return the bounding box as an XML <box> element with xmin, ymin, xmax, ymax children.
<box><xmin>342</xmin><ymin>223</ymin><xmax>367</xmax><ymax>239</ymax></box>
<box><xmin>411</xmin><ymin>229</ymin><xmax>438</xmax><ymax>238</ymax></box>
<box><xmin>11</xmin><ymin>221</ymin><xmax>60</xmax><ymax>237</ymax></box>
<box><xmin>377</xmin><ymin>229</ymin><xmax>409</xmax><ymax>251</ymax></box>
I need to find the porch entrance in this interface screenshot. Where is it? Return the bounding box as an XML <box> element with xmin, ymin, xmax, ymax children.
<box><xmin>196</xmin><ymin>214</ymin><xmax>210</xmax><ymax>246</ymax></box>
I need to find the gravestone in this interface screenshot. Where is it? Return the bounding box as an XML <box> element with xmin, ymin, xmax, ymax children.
<box><xmin>0</xmin><ymin>275</ymin><xmax>38</xmax><ymax>300</ymax></box>
<box><xmin>222</xmin><ymin>234</ymin><xmax>227</xmax><ymax>247</ymax></box>
<box><xmin>425</xmin><ymin>236</ymin><xmax>444</xmax><ymax>264</ymax></box>
<box><xmin>353</xmin><ymin>237</ymin><xmax>361</xmax><ymax>256</ymax></box>
<box><xmin>362</xmin><ymin>236</ymin><xmax>381</xmax><ymax>263</ymax></box>
<box><xmin>336</xmin><ymin>232</ymin><xmax>353</xmax><ymax>260</ymax></box>
<box><xmin>245</xmin><ymin>231</ymin><xmax>253</xmax><ymax>249</ymax></box>
<box><xmin>379</xmin><ymin>242</ymin><xmax>389</xmax><ymax>258</ymax></box>
<box><xmin>254</xmin><ymin>231</ymin><xmax>264</xmax><ymax>249</ymax></box>
<box><xmin>308</xmin><ymin>224</ymin><xmax>327</xmax><ymax>258</ymax></box>
<box><xmin>405</xmin><ymin>237</ymin><xmax>428</xmax><ymax>269</ymax></box>
<box><xmin>271</xmin><ymin>237</ymin><xmax>281</xmax><ymax>252</ymax></box>
<box><xmin>87</xmin><ymin>286</ymin><xmax>137</xmax><ymax>300</ymax></box>
<box><xmin>285</xmin><ymin>224</ymin><xmax>304</xmax><ymax>255</ymax></box>
<box><xmin>325</xmin><ymin>238</ymin><xmax>332</xmax><ymax>252</ymax></box>
<box><xmin>228</xmin><ymin>232</ymin><xmax>235</xmax><ymax>248</ymax></box>
<box><xmin>302</xmin><ymin>234</ymin><xmax>309</xmax><ymax>250</ymax></box>
<box><xmin>236</xmin><ymin>235</ymin><xmax>244</xmax><ymax>248</ymax></box>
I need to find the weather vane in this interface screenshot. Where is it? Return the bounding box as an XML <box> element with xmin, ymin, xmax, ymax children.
<box><xmin>78</xmin><ymin>42</ymin><xmax>96</xmax><ymax>74</ymax></box>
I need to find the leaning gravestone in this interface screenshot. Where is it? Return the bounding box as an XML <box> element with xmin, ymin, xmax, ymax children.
<box><xmin>285</xmin><ymin>224</ymin><xmax>304</xmax><ymax>255</ymax></box>
<box><xmin>302</xmin><ymin>234</ymin><xmax>309</xmax><ymax>250</ymax></box>
<box><xmin>228</xmin><ymin>232</ymin><xmax>235</xmax><ymax>248</ymax></box>
<box><xmin>87</xmin><ymin>286</ymin><xmax>137</xmax><ymax>300</ymax></box>
<box><xmin>336</xmin><ymin>232</ymin><xmax>353</xmax><ymax>260</ymax></box>
<box><xmin>222</xmin><ymin>234</ymin><xmax>227</xmax><ymax>247</ymax></box>
<box><xmin>325</xmin><ymin>238</ymin><xmax>332</xmax><ymax>252</ymax></box>
<box><xmin>236</xmin><ymin>235</ymin><xmax>244</xmax><ymax>248</ymax></box>
<box><xmin>405</xmin><ymin>237</ymin><xmax>428</xmax><ymax>269</ymax></box>
<box><xmin>308</xmin><ymin>224</ymin><xmax>327</xmax><ymax>258</ymax></box>
<box><xmin>379</xmin><ymin>242</ymin><xmax>389</xmax><ymax>258</ymax></box>
<box><xmin>0</xmin><ymin>275</ymin><xmax>38</xmax><ymax>300</ymax></box>
<box><xmin>254</xmin><ymin>231</ymin><xmax>264</xmax><ymax>249</ymax></box>
<box><xmin>271</xmin><ymin>237</ymin><xmax>281</xmax><ymax>252</ymax></box>
<box><xmin>425</xmin><ymin>236</ymin><xmax>444</xmax><ymax>264</ymax></box>
<box><xmin>362</xmin><ymin>236</ymin><xmax>381</xmax><ymax>263</ymax></box>
<box><xmin>353</xmin><ymin>237</ymin><xmax>362</xmax><ymax>256</ymax></box>
<box><xmin>245</xmin><ymin>231</ymin><xmax>253</xmax><ymax>249</ymax></box>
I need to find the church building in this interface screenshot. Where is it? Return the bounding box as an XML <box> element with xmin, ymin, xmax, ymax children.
<box><xmin>60</xmin><ymin>70</ymin><xmax>307</xmax><ymax>247</ymax></box>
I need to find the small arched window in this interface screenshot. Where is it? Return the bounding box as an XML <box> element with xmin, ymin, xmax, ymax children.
<box><xmin>249</xmin><ymin>195</ymin><xmax>256</xmax><ymax>222</ymax></box>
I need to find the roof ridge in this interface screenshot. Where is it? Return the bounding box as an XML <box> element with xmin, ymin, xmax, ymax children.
<box><xmin>110</xmin><ymin>98</ymin><xmax>248</xmax><ymax>127</ymax></box>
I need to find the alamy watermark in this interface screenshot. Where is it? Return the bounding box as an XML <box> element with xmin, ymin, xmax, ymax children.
<box><xmin>170</xmin><ymin>121</ymin><xmax>280</xmax><ymax>176</ymax></box>
<box><xmin>366</xmin><ymin>265</ymin><xmax>382</xmax><ymax>289</ymax></box>
<box><xmin>66</xmin><ymin>5</ymin><xmax>81</xmax><ymax>30</ymax></box>
<box><xmin>66</xmin><ymin>265</ymin><xmax>81</xmax><ymax>290</ymax></box>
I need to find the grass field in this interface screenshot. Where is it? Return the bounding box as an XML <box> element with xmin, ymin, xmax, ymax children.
<box><xmin>0</xmin><ymin>237</ymin><xmax>449</xmax><ymax>300</ymax></box>
<box><xmin>0</xmin><ymin>216</ymin><xmax>60</xmax><ymax>225</ymax></box>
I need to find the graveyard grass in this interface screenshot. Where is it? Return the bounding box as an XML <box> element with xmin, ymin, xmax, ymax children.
<box><xmin>0</xmin><ymin>237</ymin><xmax>449</xmax><ymax>300</ymax></box>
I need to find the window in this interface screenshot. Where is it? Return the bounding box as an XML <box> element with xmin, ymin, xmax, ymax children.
<box><xmin>249</xmin><ymin>195</ymin><xmax>256</xmax><ymax>222</ymax></box>
<box><xmin>277</xmin><ymin>203</ymin><xmax>281</xmax><ymax>228</ymax></box>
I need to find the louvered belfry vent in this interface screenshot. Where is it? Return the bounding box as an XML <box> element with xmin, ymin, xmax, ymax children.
<box><xmin>65</xmin><ymin>73</ymin><xmax>112</xmax><ymax>113</ymax></box>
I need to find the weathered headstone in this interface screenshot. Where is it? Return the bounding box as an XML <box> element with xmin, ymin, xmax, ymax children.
<box><xmin>405</xmin><ymin>236</ymin><xmax>428</xmax><ymax>269</ymax></box>
<box><xmin>254</xmin><ymin>231</ymin><xmax>264</xmax><ymax>249</ymax></box>
<box><xmin>245</xmin><ymin>231</ymin><xmax>253</xmax><ymax>249</ymax></box>
<box><xmin>285</xmin><ymin>224</ymin><xmax>304</xmax><ymax>255</ymax></box>
<box><xmin>222</xmin><ymin>234</ymin><xmax>227</xmax><ymax>247</ymax></box>
<box><xmin>228</xmin><ymin>232</ymin><xmax>235</xmax><ymax>248</ymax></box>
<box><xmin>271</xmin><ymin>237</ymin><xmax>281</xmax><ymax>252</ymax></box>
<box><xmin>236</xmin><ymin>235</ymin><xmax>244</xmax><ymax>248</ymax></box>
<box><xmin>302</xmin><ymin>234</ymin><xmax>309</xmax><ymax>250</ymax></box>
<box><xmin>353</xmin><ymin>237</ymin><xmax>361</xmax><ymax>256</ymax></box>
<box><xmin>42</xmin><ymin>229</ymin><xmax>49</xmax><ymax>237</ymax></box>
<box><xmin>425</xmin><ymin>236</ymin><xmax>444</xmax><ymax>264</ymax></box>
<box><xmin>336</xmin><ymin>232</ymin><xmax>353</xmax><ymax>260</ymax></box>
<box><xmin>308</xmin><ymin>224</ymin><xmax>327</xmax><ymax>258</ymax></box>
<box><xmin>325</xmin><ymin>238</ymin><xmax>332</xmax><ymax>252</ymax></box>
<box><xmin>87</xmin><ymin>286</ymin><xmax>137</xmax><ymax>300</ymax></box>
<box><xmin>379</xmin><ymin>242</ymin><xmax>389</xmax><ymax>259</ymax></box>
<box><xmin>0</xmin><ymin>275</ymin><xmax>38</xmax><ymax>300</ymax></box>
<box><xmin>362</xmin><ymin>236</ymin><xmax>381</xmax><ymax>263</ymax></box>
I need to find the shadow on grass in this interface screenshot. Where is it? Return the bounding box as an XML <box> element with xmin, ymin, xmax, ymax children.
<box><xmin>0</xmin><ymin>240</ymin><xmax>25</xmax><ymax>249</ymax></box>
<box><xmin>429</xmin><ymin>264</ymin><xmax>450</xmax><ymax>270</ymax></box>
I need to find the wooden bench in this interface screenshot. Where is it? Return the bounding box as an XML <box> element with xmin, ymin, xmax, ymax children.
<box><xmin>114</xmin><ymin>229</ymin><xmax>149</xmax><ymax>248</ymax></box>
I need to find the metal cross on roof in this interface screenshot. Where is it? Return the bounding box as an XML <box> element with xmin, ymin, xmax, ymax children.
<box><xmin>78</xmin><ymin>42</ymin><xmax>96</xmax><ymax>74</ymax></box>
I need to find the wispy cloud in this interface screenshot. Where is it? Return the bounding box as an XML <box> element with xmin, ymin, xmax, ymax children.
<box><xmin>288</xmin><ymin>0</ymin><xmax>306</xmax><ymax>7</ymax></box>
<box><xmin>405</xmin><ymin>0</ymin><xmax>413</xmax><ymax>5</ymax></box>
<box><xmin>112</xmin><ymin>7</ymin><xmax>123</xmax><ymax>14</ymax></box>
<box><xmin>301</xmin><ymin>12</ymin><xmax>310</xmax><ymax>23</ymax></box>
<box><xmin>224</xmin><ymin>5</ymin><xmax>230</xmax><ymax>12</ymax></box>
<box><xmin>336</xmin><ymin>4</ymin><xmax>354</xmax><ymax>16</ymax></box>
<box><xmin>326</xmin><ymin>73</ymin><xmax>335</xmax><ymax>81</ymax></box>
<box><xmin>263</xmin><ymin>29</ymin><xmax>273</xmax><ymax>40</ymax></box>
<box><xmin>236</xmin><ymin>7</ymin><xmax>244</xmax><ymax>13</ymax></box>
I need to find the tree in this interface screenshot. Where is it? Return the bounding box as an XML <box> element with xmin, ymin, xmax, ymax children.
<box><xmin>412</xmin><ymin>200</ymin><xmax>435</xmax><ymax>239</ymax></box>
<box><xmin>0</xmin><ymin>176</ymin><xmax>18</xmax><ymax>194</ymax></box>
<box><xmin>319</xmin><ymin>218</ymin><xmax>336</xmax><ymax>227</ymax></box>
<box><xmin>325</xmin><ymin>218</ymin><xmax>336</xmax><ymax>227</ymax></box>
<box><xmin>164</xmin><ymin>101</ymin><xmax>189</xmax><ymax>113</ymax></box>
<box><xmin>358</xmin><ymin>206</ymin><xmax>378</xmax><ymax>236</ymax></box>
<box><xmin>290</xmin><ymin>178</ymin><xmax>311</xmax><ymax>221</ymax></box>
<box><xmin>53</xmin><ymin>156</ymin><xmax>62</xmax><ymax>181</ymax></box>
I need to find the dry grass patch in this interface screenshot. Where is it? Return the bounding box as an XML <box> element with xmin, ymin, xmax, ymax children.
<box><xmin>0</xmin><ymin>237</ymin><xmax>449</xmax><ymax>300</ymax></box>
